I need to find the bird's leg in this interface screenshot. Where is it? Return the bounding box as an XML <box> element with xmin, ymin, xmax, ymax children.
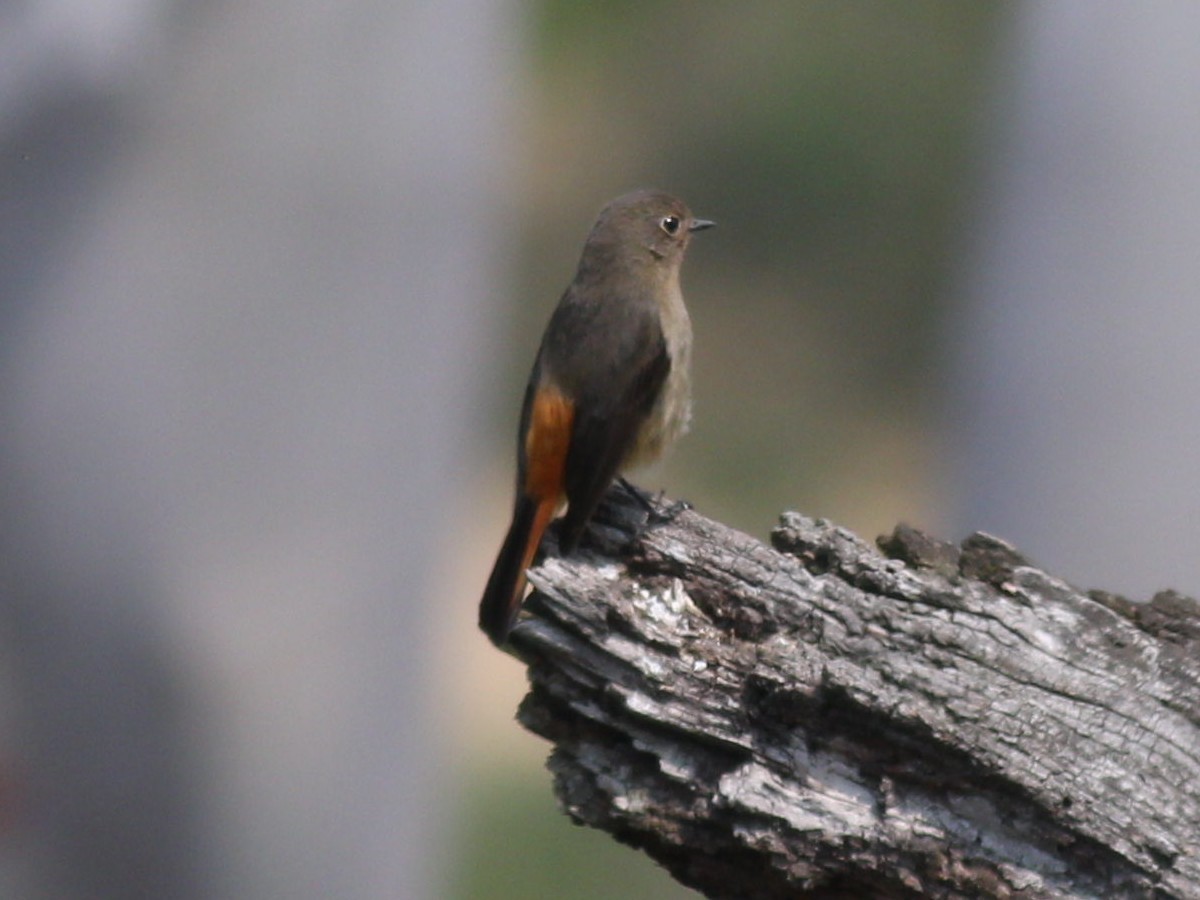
<box><xmin>617</xmin><ymin>477</ymin><xmax>691</xmax><ymax>526</ymax></box>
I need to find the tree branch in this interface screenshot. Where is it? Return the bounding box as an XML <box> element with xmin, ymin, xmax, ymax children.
<box><xmin>506</xmin><ymin>483</ymin><xmax>1200</xmax><ymax>899</ymax></box>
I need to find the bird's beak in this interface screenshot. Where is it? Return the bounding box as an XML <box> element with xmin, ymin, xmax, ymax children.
<box><xmin>688</xmin><ymin>218</ymin><xmax>715</xmax><ymax>232</ymax></box>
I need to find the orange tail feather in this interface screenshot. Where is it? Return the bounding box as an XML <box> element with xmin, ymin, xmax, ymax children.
<box><xmin>478</xmin><ymin>495</ymin><xmax>557</xmax><ymax>645</ymax></box>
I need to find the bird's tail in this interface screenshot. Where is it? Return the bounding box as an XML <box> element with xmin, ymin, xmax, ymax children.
<box><xmin>478</xmin><ymin>494</ymin><xmax>556</xmax><ymax>645</ymax></box>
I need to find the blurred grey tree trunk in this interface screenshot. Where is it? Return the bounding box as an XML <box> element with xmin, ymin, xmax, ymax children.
<box><xmin>0</xmin><ymin>1</ymin><xmax>518</xmax><ymax>897</ymax></box>
<box><xmin>954</xmin><ymin>3</ymin><xmax>1200</xmax><ymax>599</ymax></box>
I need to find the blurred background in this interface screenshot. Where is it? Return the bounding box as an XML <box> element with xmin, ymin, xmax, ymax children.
<box><xmin>3</xmin><ymin>2</ymin><xmax>1199</xmax><ymax>898</ymax></box>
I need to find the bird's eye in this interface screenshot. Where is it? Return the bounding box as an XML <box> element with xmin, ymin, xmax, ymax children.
<box><xmin>660</xmin><ymin>215</ymin><xmax>681</xmax><ymax>235</ymax></box>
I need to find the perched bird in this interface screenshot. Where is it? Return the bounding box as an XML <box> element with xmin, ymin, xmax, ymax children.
<box><xmin>479</xmin><ymin>189</ymin><xmax>713</xmax><ymax>645</ymax></box>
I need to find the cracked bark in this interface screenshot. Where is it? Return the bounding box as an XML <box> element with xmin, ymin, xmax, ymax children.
<box><xmin>505</xmin><ymin>482</ymin><xmax>1200</xmax><ymax>899</ymax></box>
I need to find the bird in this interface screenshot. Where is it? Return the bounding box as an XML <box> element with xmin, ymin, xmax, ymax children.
<box><xmin>478</xmin><ymin>189</ymin><xmax>713</xmax><ymax>645</ymax></box>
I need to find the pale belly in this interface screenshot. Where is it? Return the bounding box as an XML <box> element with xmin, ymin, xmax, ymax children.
<box><xmin>626</xmin><ymin>291</ymin><xmax>692</xmax><ymax>470</ymax></box>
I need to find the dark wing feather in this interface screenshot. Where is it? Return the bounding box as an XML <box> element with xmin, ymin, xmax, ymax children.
<box><xmin>557</xmin><ymin>329</ymin><xmax>670</xmax><ymax>553</ymax></box>
<box><xmin>512</xmin><ymin>357</ymin><xmax>541</xmax><ymax>495</ymax></box>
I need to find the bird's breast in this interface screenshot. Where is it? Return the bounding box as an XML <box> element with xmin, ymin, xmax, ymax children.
<box><xmin>626</xmin><ymin>281</ymin><xmax>693</xmax><ymax>469</ymax></box>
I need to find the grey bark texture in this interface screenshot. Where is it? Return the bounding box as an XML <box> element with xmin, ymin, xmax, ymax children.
<box><xmin>507</xmin><ymin>483</ymin><xmax>1200</xmax><ymax>899</ymax></box>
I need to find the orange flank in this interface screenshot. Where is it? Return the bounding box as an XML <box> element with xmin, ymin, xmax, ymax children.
<box><xmin>477</xmin><ymin>385</ymin><xmax>576</xmax><ymax>644</ymax></box>
<box><xmin>523</xmin><ymin>386</ymin><xmax>574</xmax><ymax>502</ymax></box>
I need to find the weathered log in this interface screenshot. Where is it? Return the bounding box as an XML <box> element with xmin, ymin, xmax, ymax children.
<box><xmin>506</xmin><ymin>483</ymin><xmax>1200</xmax><ymax>899</ymax></box>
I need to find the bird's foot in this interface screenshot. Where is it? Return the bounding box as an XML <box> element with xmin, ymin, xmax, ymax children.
<box><xmin>617</xmin><ymin>477</ymin><xmax>691</xmax><ymax>529</ymax></box>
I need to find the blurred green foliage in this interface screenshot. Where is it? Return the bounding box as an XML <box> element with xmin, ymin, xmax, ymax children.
<box><xmin>450</xmin><ymin>768</ymin><xmax>697</xmax><ymax>899</ymax></box>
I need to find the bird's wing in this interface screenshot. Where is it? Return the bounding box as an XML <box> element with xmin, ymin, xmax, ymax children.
<box><xmin>557</xmin><ymin>322</ymin><xmax>669</xmax><ymax>552</ymax></box>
